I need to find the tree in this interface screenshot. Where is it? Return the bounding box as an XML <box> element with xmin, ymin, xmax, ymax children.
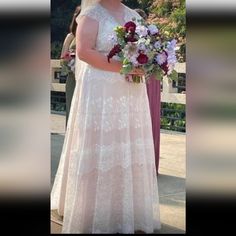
<box><xmin>148</xmin><ymin>0</ymin><xmax>186</xmax><ymax>61</ymax></box>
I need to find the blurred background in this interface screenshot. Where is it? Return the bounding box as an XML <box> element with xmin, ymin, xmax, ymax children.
<box><xmin>0</xmin><ymin>1</ymin><xmax>50</xmax><ymax>234</ymax></box>
<box><xmin>0</xmin><ymin>0</ymin><xmax>236</xmax><ymax>234</ymax></box>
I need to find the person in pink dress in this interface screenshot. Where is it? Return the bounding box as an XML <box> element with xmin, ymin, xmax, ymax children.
<box><xmin>146</xmin><ymin>76</ymin><xmax>161</xmax><ymax>175</ymax></box>
<box><xmin>135</xmin><ymin>8</ymin><xmax>161</xmax><ymax>175</ymax></box>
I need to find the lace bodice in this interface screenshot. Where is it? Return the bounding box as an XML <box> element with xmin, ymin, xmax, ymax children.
<box><xmin>76</xmin><ymin>3</ymin><xmax>141</xmax><ymax>54</ymax></box>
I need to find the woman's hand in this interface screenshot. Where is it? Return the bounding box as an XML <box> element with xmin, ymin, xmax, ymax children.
<box><xmin>129</xmin><ymin>67</ymin><xmax>145</xmax><ymax>76</ymax></box>
<box><xmin>125</xmin><ymin>67</ymin><xmax>145</xmax><ymax>83</ymax></box>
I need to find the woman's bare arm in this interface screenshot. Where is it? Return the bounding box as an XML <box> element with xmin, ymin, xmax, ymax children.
<box><xmin>76</xmin><ymin>16</ymin><xmax>122</xmax><ymax>73</ymax></box>
<box><xmin>61</xmin><ymin>33</ymin><xmax>74</xmax><ymax>58</ymax></box>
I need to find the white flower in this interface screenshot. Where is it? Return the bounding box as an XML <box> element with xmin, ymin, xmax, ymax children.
<box><xmin>156</xmin><ymin>52</ymin><xmax>167</xmax><ymax>65</ymax></box>
<box><xmin>138</xmin><ymin>38</ymin><xmax>146</xmax><ymax>44</ymax></box>
<box><xmin>136</xmin><ymin>25</ymin><xmax>148</xmax><ymax>37</ymax></box>
<box><xmin>123</xmin><ymin>42</ymin><xmax>139</xmax><ymax>59</ymax></box>
<box><xmin>148</xmin><ymin>24</ymin><xmax>159</xmax><ymax>35</ymax></box>
<box><xmin>68</xmin><ymin>59</ymin><xmax>75</xmax><ymax>72</ymax></box>
<box><xmin>145</xmin><ymin>38</ymin><xmax>151</xmax><ymax>45</ymax></box>
<box><xmin>175</xmin><ymin>45</ymin><xmax>180</xmax><ymax>50</ymax></box>
<box><xmin>68</xmin><ymin>59</ymin><xmax>75</xmax><ymax>67</ymax></box>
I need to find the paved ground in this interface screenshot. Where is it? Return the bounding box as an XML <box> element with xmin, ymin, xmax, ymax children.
<box><xmin>50</xmin><ymin>113</ymin><xmax>186</xmax><ymax>234</ymax></box>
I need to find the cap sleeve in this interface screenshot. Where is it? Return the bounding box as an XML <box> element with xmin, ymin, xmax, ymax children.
<box><xmin>76</xmin><ymin>5</ymin><xmax>100</xmax><ymax>23</ymax></box>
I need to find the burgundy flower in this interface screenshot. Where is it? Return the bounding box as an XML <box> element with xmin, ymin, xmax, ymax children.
<box><xmin>160</xmin><ymin>61</ymin><xmax>169</xmax><ymax>75</ymax></box>
<box><xmin>160</xmin><ymin>50</ymin><xmax>169</xmax><ymax>75</ymax></box>
<box><xmin>107</xmin><ymin>44</ymin><xmax>121</xmax><ymax>63</ymax></box>
<box><xmin>125</xmin><ymin>35</ymin><xmax>138</xmax><ymax>43</ymax></box>
<box><xmin>124</xmin><ymin>21</ymin><xmax>136</xmax><ymax>34</ymax></box>
<box><xmin>137</xmin><ymin>53</ymin><xmax>149</xmax><ymax>64</ymax></box>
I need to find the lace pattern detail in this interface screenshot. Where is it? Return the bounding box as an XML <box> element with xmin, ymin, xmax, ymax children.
<box><xmin>76</xmin><ymin>3</ymin><xmax>142</xmax><ymax>54</ymax></box>
<box><xmin>61</xmin><ymin>164</ymin><xmax>160</xmax><ymax>234</ymax></box>
<box><xmin>70</xmin><ymin>138</ymin><xmax>155</xmax><ymax>174</ymax></box>
<box><xmin>51</xmin><ymin>3</ymin><xmax>161</xmax><ymax>233</ymax></box>
<box><xmin>76</xmin><ymin>4</ymin><xmax>101</xmax><ymax>23</ymax></box>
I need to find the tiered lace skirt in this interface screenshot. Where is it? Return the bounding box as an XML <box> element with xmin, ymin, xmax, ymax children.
<box><xmin>51</xmin><ymin>63</ymin><xmax>161</xmax><ymax>233</ymax></box>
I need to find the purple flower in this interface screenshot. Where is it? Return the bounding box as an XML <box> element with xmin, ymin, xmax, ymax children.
<box><xmin>154</xmin><ymin>41</ymin><xmax>161</xmax><ymax>49</ymax></box>
<box><xmin>167</xmin><ymin>54</ymin><xmax>177</xmax><ymax>65</ymax></box>
<box><xmin>136</xmin><ymin>25</ymin><xmax>148</xmax><ymax>37</ymax></box>
<box><xmin>167</xmin><ymin>39</ymin><xmax>177</xmax><ymax>51</ymax></box>
<box><xmin>148</xmin><ymin>24</ymin><xmax>159</xmax><ymax>35</ymax></box>
<box><xmin>130</xmin><ymin>55</ymin><xmax>139</xmax><ymax>66</ymax></box>
<box><xmin>137</xmin><ymin>42</ymin><xmax>146</xmax><ymax>52</ymax></box>
<box><xmin>155</xmin><ymin>52</ymin><xmax>167</xmax><ymax>65</ymax></box>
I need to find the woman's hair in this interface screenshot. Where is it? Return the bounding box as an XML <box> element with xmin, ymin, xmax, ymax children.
<box><xmin>69</xmin><ymin>5</ymin><xmax>81</xmax><ymax>36</ymax></box>
<box><xmin>134</xmin><ymin>8</ymin><xmax>148</xmax><ymax>20</ymax></box>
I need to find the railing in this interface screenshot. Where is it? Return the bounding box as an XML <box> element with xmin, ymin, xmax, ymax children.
<box><xmin>161</xmin><ymin>63</ymin><xmax>186</xmax><ymax>104</ymax></box>
<box><xmin>160</xmin><ymin>62</ymin><xmax>186</xmax><ymax>132</ymax></box>
<box><xmin>51</xmin><ymin>60</ymin><xmax>186</xmax><ymax>131</ymax></box>
<box><xmin>51</xmin><ymin>60</ymin><xmax>185</xmax><ymax>103</ymax></box>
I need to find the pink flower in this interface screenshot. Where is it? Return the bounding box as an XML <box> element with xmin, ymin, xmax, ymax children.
<box><xmin>136</xmin><ymin>25</ymin><xmax>148</xmax><ymax>37</ymax></box>
<box><xmin>61</xmin><ymin>52</ymin><xmax>71</xmax><ymax>60</ymax></box>
<box><xmin>137</xmin><ymin>53</ymin><xmax>148</xmax><ymax>64</ymax></box>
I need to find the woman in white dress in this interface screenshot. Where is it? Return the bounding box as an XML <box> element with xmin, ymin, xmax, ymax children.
<box><xmin>51</xmin><ymin>0</ymin><xmax>161</xmax><ymax>233</ymax></box>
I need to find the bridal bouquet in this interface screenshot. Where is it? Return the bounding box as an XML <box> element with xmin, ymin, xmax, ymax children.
<box><xmin>60</xmin><ymin>47</ymin><xmax>76</xmax><ymax>76</ymax></box>
<box><xmin>107</xmin><ymin>18</ymin><xmax>178</xmax><ymax>83</ymax></box>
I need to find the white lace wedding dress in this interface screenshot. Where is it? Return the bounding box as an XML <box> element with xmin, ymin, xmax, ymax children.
<box><xmin>51</xmin><ymin>3</ymin><xmax>161</xmax><ymax>234</ymax></box>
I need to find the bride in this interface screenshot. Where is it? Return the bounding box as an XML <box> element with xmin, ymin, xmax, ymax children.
<box><xmin>51</xmin><ymin>0</ymin><xmax>161</xmax><ymax>233</ymax></box>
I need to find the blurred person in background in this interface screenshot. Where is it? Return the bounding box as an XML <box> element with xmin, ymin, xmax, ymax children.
<box><xmin>135</xmin><ymin>8</ymin><xmax>161</xmax><ymax>175</ymax></box>
<box><xmin>60</xmin><ymin>5</ymin><xmax>81</xmax><ymax>126</ymax></box>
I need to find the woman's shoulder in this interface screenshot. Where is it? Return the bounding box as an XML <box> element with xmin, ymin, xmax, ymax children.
<box><xmin>76</xmin><ymin>3</ymin><xmax>102</xmax><ymax>23</ymax></box>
